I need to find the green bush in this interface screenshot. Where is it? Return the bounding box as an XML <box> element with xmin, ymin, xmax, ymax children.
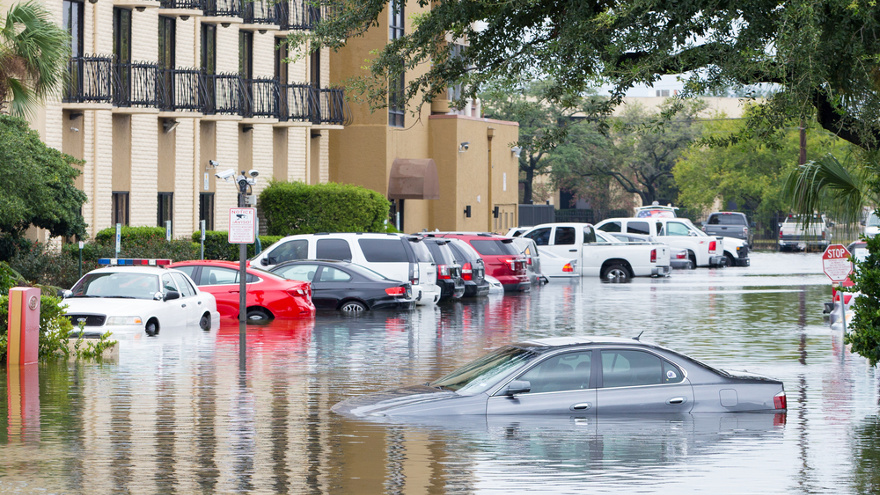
<box><xmin>11</xmin><ymin>242</ymin><xmax>83</xmax><ymax>289</ymax></box>
<box><xmin>259</xmin><ymin>181</ymin><xmax>391</xmax><ymax>235</ymax></box>
<box><xmin>62</xmin><ymin>235</ymin><xmax>200</xmax><ymax>265</ymax></box>
<box><xmin>191</xmin><ymin>231</ymin><xmax>283</xmax><ymax>260</ymax></box>
<box><xmin>94</xmin><ymin>225</ymin><xmax>168</xmax><ymax>244</ymax></box>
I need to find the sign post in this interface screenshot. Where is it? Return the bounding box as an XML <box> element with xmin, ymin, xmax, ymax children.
<box><xmin>822</xmin><ymin>244</ymin><xmax>854</xmax><ymax>332</ymax></box>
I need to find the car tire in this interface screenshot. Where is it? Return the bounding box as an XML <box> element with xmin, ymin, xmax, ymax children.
<box><xmin>688</xmin><ymin>252</ymin><xmax>698</xmax><ymax>269</ymax></box>
<box><xmin>145</xmin><ymin>319</ymin><xmax>158</xmax><ymax>337</ymax></box>
<box><xmin>199</xmin><ymin>312</ymin><xmax>211</xmax><ymax>331</ymax></box>
<box><xmin>725</xmin><ymin>253</ymin><xmax>736</xmax><ymax>267</ymax></box>
<box><xmin>246</xmin><ymin>308</ymin><xmax>272</xmax><ymax>323</ymax></box>
<box><xmin>601</xmin><ymin>263</ymin><xmax>630</xmax><ymax>283</ymax></box>
<box><xmin>340</xmin><ymin>300</ymin><xmax>368</xmax><ymax>313</ymax></box>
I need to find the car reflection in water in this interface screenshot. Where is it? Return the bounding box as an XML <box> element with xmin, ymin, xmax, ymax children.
<box><xmin>214</xmin><ymin>318</ymin><xmax>314</xmax><ymax>354</ymax></box>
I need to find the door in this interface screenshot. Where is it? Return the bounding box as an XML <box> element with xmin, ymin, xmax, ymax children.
<box><xmin>595</xmin><ymin>349</ymin><xmax>694</xmax><ymax>414</ymax></box>
<box><xmin>524</xmin><ymin>226</ymin><xmax>583</xmax><ymax>275</ymax></box>
<box><xmin>170</xmin><ymin>272</ymin><xmax>203</xmax><ymax>326</ymax></box>
<box><xmin>487</xmin><ymin>351</ymin><xmax>596</xmax><ymax>415</ymax></box>
<box><xmin>274</xmin><ymin>263</ymin><xmax>336</xmax><ymax>309</ymax></box>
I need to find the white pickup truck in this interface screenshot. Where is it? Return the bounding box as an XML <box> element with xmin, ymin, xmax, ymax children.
<box><xmin>518</xmin><ymin>222</ymin><xmax>671</xmax><ymax>282</ymax></box>
<box><xmin>778</xmin><ymin>214</ymin><xmax>832</xmax><ymax>251</ymax></box>
<box><xmin>595</xmin><ymin>217</ymin><xmax>728</xmax><ymax>268</ymax></box>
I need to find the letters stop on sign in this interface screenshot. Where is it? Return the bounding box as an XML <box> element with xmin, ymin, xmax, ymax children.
<box><xmin>822</xmin><ymin>244</ymin><xmax>853</xmax><ymax>282</ymax></box>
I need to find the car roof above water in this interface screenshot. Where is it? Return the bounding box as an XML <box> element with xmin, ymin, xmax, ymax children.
<box><xmin>518</xmin><ymin>336</ymin><xmax>652</xmax><ymax>347</ymax></box>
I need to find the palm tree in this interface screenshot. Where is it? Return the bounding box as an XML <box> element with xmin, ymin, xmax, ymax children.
<box><xmin>784</xmin><ymin>153</ymin><xmax>877</xmax><ymax>226</ymax></box>
<box><xmin>0</xmin><ymin>2</ymin><xmax>70</xmax><ymax>117</ymax></box>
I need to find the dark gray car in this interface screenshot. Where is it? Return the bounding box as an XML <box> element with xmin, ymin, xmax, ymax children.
<box><xmin>332</xmin><ymin>336</ymin><xmax>787</xmax><ymax>418</ymax></box>
<box><xmin>702</xmin><ymin>212</ymin><xmax>753</xmax><ymax>247</ymax></box>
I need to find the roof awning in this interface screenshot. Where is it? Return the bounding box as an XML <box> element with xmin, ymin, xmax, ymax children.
<box><xmin>388</xmin><ymin>158</ymin><xmax>440</xmax><ymax>200</ymax></box>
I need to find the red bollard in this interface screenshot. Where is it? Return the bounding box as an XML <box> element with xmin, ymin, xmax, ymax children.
<box><xmin>7</xmin><ymin>287</ymin><xmax>40</xmax><ymax>366</ymax></box>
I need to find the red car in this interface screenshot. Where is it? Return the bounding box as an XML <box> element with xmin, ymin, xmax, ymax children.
<box><xmin>170</xmin><ymin>260</ymin><xmax>315</xmax><ymax>321</ymax></box>
<box><xmin>424</xmin><ymin>233</ymin><xmax>530</xmax><ymax>292</ymax></box>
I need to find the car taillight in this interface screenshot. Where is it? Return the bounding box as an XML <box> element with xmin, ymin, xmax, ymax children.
<box><xmin>709</xmin><ymin>240</ymin><xmax>717</xmax><ymax>252</ymax></box>
<box><xmin>526</xmin><ymin>256</ymin><xmax>532</xmax><ymax>265</ymax></box>
<box><xmin>409</xmin><ymin>262</ymin><xmax>419</xmax><ymax>285</ymax></box>
<box><xmin>822</xmin><ymin>231</ymin><xmax>826</xmax><ymax>240</ymax></box>
<box><xmin>437</xmin><ymin>265</ymin><xmax>451</xmax><ymax>280</ymax></box>
<box><xmin>287</xmin><ymin>288</ymin><xmax>308</xmax><ymax>298</ymax></box>
<box><xmin>774</xmin><ymin>391</ymin><xmax>787</xmax><ymax>410</ymax></box>
<box><xmin>563</xmin><ymin>262</ymin><xmax>574</xmax><ymax>273</ymax></box>
<box><xmin>461</xmin><ymin>262</ymin><xmax>473</xmax><ymax>281</ymax></box>
<box><xmin>743</xmin><ymin>227</ymin><xmax>749</xmax><ymax>236</ymax></box>
<box><xmin>650</xmin><ymin>248</ymin><xmax>657</xmax><ymax>263</ymax></box>
<box><xmin>779</xmin><ymin>229</ymin><xmax>783</xmax><ymax>239</ymax></box>
<box><xmin>385</xmin><ymin>286</ymin><xmax>407</xmax><ymax>297</ymax></box>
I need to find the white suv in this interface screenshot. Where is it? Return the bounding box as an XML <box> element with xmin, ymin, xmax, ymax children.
<box><xmin>251</xmin><ymin>233</ymin><xmax>441</xmax><ymax>305</ymax></box>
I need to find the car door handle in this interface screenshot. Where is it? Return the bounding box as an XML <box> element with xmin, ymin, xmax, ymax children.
<box><xmin>570</xmin><ymin>403</ymin><xmax>592</xmax><ymax>411</ymax></box>
<box><xmin>666</xmin><ymin>397</ymin><xmax>686</xmax><ymax>405</ymax></box>
<box><xmin>181</xmin><ymin>303</ymin><xmax>187</xmax><ymax>308</ymax></box>
<box><xmin>569</xmin><ymin>249</ymin><xmax>577</xmax><ymax>252</ymax></box>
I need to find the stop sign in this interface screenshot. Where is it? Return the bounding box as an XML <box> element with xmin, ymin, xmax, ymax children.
<box><xmin>822</xmin><ymin>244</ymin><xmax>853</xmax><ymax>282</ymax></box>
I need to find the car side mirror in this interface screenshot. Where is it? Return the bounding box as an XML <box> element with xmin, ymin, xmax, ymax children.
<box><xmin>60</xmin><ymin>289</ymin><xmax>73</xmax><ymax>299</ymax></box>
<box><xmin>260</xmin><ymin>257</ymin><xmax>270</xmax><ymax>266</ymax></box>
<box><xmin>827</xmin><ymin>222</ymin><xmax>835</xmax><ymax>228</ymax></box>
<box><xmin>503</xmin><ymin>380</ymin><xmax>531</xmax><ymax>396</ymax></box>
<box><xmin>163</xmin><ymin>290</ymin><xmax>181</xmax><ymax>301</ymax></box>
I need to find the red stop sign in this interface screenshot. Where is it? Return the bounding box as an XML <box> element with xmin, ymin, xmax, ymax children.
<box><xmin>822</xmin><ymin>244</ymin><xmax>853</xmax><ymax>282</ymax></box>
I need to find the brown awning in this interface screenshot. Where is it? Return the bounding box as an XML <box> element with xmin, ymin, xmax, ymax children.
<box><xmin>388</xmin><ymin>158</ymin><xmax>440</xmax><ymax>200</ymax></box>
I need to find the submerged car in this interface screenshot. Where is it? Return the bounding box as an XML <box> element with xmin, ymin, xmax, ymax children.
<box><xmin>332</xmin><ymin>336</ymin><xmax>787</xmax><ymax>418</ymax></box>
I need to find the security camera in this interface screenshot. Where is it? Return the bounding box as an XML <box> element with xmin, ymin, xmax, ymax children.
<box><xmin>248</xmin><ymin>169</ymin><xmax>259</xmax><ymax>178</ymax></box>
<box><xmin>208</xmin><ymin>160</ymin><xmax>220</xmax><ymax>167</ymax></box>
<box><xmin>215</xmin><ymin>168</ymin><xmax>235</xmax><ymax>181</ymax></box>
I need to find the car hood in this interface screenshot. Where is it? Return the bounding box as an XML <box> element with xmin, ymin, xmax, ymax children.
<box><xmin>63</xmin><ymin>297</ymin><xmax>160</xmax><ymax>316</ymax></box>
<box><xmin>332</xmin><ymin>385</ymin><xmax>478</xmax><ymax>418</ymax></box>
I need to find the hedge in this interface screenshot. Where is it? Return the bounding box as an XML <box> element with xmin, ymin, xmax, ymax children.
<box><xmin>94</xmin><ymin>225</ymin><xmax>168</xmax><ymax>244</ymax></box>
<box><xmin>191</xmin><ymin>231</ymin><xmax>283</xmax><ymax>260</ymax></box>
<box><xmin>259</xmin><ymin>181</ymin><xmax>391</xmax><ymax>236</ymax></box>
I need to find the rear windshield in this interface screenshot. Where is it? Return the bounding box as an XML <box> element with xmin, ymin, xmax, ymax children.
<box><xmin>425</xmin><ymin>242</ymin><xmax>454</xmax><ymax>265</ymax></box>
<box><xmin>708</xmin><ymin>214</ymin><xmax>746</xmax><ymax>225</ymax></box>
<box><xmin>406</xmin><ymin>239</ymin><xmax>434</xmax><ymax>263</ymax></box>
<box><xmin>471</xmin><ymin>239</ymin><xmax>518</xmax><ymax>256</ymax></box>
<box><xmin>358</xmin><ymin>238</ymin><xmax>410</xmax><ymax>262</ymax></box>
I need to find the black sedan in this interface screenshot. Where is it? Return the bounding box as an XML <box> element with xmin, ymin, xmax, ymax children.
<box><xmin>332</xmin><ymin>336</ymin><xmax>787</xmax><ymax>417</ymax></box>
<box><xmin>270</xmin><ymin>260</ymin><xmax>414</xmax><ymax>313</ymax></box>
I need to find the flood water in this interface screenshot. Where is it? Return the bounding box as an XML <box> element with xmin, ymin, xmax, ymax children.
<box><xmin>2</xmin><ymin>252</ymin><xmax>879</xmax><ymax>494</ymax></box>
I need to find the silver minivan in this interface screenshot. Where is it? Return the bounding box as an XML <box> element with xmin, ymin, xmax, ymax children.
<box><xmin>251</xmin><ymin>233</ymin><xmax>442</xmax><ymax>305</ymax></box>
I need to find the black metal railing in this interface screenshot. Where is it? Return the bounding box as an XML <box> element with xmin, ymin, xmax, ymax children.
<box><xmin>202</xmin><ymin>0</ymin><xmax>240</xmax><ymax>16</ymax></box>
<box><xmin>114</xmin><ymin>61</ymin><xmax>161</xmax><ymax>108</ymax></box>
<box><xmin>159</xmin><ymin>0</ymin><xmax>202</xmax><ymax>8</ymax></box>
<box><xmin>279</xmin><ymin>83</ymin><xmax>313</xmax><ymax>121</ymax></box>
<box><xmin>64</xmin><ymin>55</ymin><xmax>114</xmax><ymax>104</ymax></box>
<box><xmin>243</xmin><ymin>0</ymin><xmax>277</xmax><ymax>24</ymax></box>
<box><xmin>242</xmin><ymin>78</ymin><xmax>279</xmax><ymax>118</ymax></box>
<box><xmin>278</xmin><ymin>83</ymin><xmax>349</xmax><ymax>124</ymax></box>
<box><xmin>276</xmin><ymin>0</ymin><xmax>326</xmax><ymax>30</ymax></box>
<box><xmin>316</xmin><ymin>87</ymin><xmax>347</xmax><ymax>125</ymax></box>
<box><xmin>158</xmin><ymin>67</ymin><xmax>205</xmax><ymax>112</ymax></box>
<box><xmin>203</xmin><ymin>73</ymin><xmax>245</xmax><ymax>115</ymax></box>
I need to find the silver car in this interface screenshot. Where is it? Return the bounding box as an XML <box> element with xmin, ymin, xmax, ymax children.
<box><xmin>332</xmin><ymin>336</ymin><xmax>787</xmax><ymax>417</ymax></box>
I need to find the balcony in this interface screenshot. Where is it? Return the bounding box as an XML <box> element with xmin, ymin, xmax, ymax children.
<box><xmin>203</xmin><ymin>73</ymin><xmax>245</xmax><ymax>115</ymax></box>
<box><xmin>64</xmin><ymin>55</ymin><xmax>114</xmax><ymax>105</ymax></box>
<box><xmin>275</xmin><ymin>0</ymin><xmax>325</xmax><ymax>30</ymax></box>
<box><xmin>242</xmin><ymin>0</ymin><xmax>277</xmax><ymax>25</ymax></box>
<box><xmin>159</xmin><ymin>0</ymin><xmax>201</xmax><ymax>7</ymax></box>
<box><xmin>315</xmin><ymin>87</ymin><xmax>349</xmax><ymax>125</ymax></box>
<box><xmin>242</xmin><ymin>78</ymin><xmax>279</xmax><ymax>118</ymax></box>
<box><xmin>279</xmin><ymin>84</ymin><xmax>349</xmax><ymax>125</ymax></box>
<box><xmin>202</xmin><ymin>0</ymin><xmax>240</xmax><ymax>17</ymax></box>
<box><xmin>113</xmin><ymin>61</ymin><xmax>162</xmax><ymax>108</ymax></box>
<box><xmin>158</xmin><ymin>67</ymin><xmax>206</xmax><ymax>112</ymax></box>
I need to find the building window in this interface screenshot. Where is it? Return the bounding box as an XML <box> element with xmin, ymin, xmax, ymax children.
<box><xmin>275</xmin><ymin>41</ymin><xmax>288</xmax><ymax>86</ymax></box>
<box><xmin>199</xmin><ymin>193</ymin><xmax>215</xmax><ymax>231</ymax></box>
<box><xmin>388</xmin><ymin>0</ymin><xmax>405</xmax><ymax>127</ymax></box>
<box><xmin>63</xmin><ymin>0</ymin><xmax>84</xmax><ymax>57</ymax></box>
<box><xmin>201</xmin><ymin>24</ymin><xmax>216</xmax><ymax>75</ymax></box>
<box><xmin>114</xmin><ymin>8</ymin><xmax>132</xmax><ymax>99</ymax></box>
<box><xmin>158</xmin><ymin>192</ymin><xmax>173</xmax><ymax>233</ymax></box>
<box><xmin>239</xmin><ymin>31</ymin><xmax>253</xmax><ymax>79</ymax></box>
<box><xmin>112</xmin><ymin>192</ymin><xmax>130</xmax><ymax>226</ymax></box>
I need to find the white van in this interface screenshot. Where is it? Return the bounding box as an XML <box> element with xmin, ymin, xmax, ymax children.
<box><xmin>252</xmin><ymin>233</ymin><xmax>442</xmax><ymax>305</ymax></box>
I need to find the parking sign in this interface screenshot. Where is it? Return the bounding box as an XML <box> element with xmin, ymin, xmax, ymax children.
<box><xmin>228</xmin><ymin>208</ymin><xmax>256</xmax><ymax>244</ymax></box>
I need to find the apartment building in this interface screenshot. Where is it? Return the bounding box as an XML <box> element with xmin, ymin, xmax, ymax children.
<box><xmin>328</xmin><ymin>1</ymin><xmax>520</xmax><ymax>234</ymax></box>
<box><xmin>17</xmin><ymin>0</ymin><xmax>345</xmax><ymax>239</ymax></box>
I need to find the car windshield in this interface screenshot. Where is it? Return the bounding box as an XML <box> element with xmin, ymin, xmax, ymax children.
<box><xmin>430</xmin><ymin>345</ymin><xmax>538</xmax><ymax>395</ymax></box>
<box><xmin>867</xmin><ymin>213</ymin><xmax>880</xmax><ymax>227</ymax></box>
<box><xmin>71</xmin><ymin>272</ymin><xmax>160</xmax><ymax>299</ymax></box>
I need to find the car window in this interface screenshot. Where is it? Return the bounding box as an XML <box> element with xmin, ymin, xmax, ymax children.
<box><xmin>425</xmin><ymin>242</ymin><xmax>454</xmax><ymax>265</ymax></box>
<box><xmin>161</xmin><ymin>273</ymin><xmax>178</xmax><ymax>293</ymax></box>
<box><xmin>662</xmin><ymin>221</ymin><xmax>692</xmax><ymax>236</ymax></box>
<box><xmin>600</xmin><ymin>350</ymin><xmax>683</xmax><ymax>388</ymax></box>
<box><xmin>867</xmin><ymin>213</ymin><xmax>880</xmax><ymax>227</ymax></box>
<box><xmin>319</xmin><ymin>266</ymin><xmax>352</xmax><ymax>282</ymax></box>
<box><xmin>600</xmin><ymin>221</ymin><xmax>621</xmax><ymax>233</ymax></box>
<box><xmin>274</xmin><ymin>264</ymin><xmax>318</xmax><ymax>282</ymax></box>
<box><xmin>524</xmin><ymin>227</ymin><xmax>551</xmax><ymax>246</ymax></box>
<box><xmin>708</xmin><ymin>214</ymin><xmax>746</xmax><ymax>225</ymax></box>
<box><xmin>174</xmin><ymin>265</ymin><xmax>197</xmax><ymax>280</ymax></box>
<box><xmin>270</xmin><ymin>239</ymin><xmax>309</xmax><ymax>263</ymax></box>
<box><xmin>471</xmin><ymin>239</ymin><xmax>518</xmax><ymax>256</ymax></box>
<box><xmin>626</xmin><ymin>221</ymin><xmax>650</xmax><ymax>235</ymax></box>
<box><xmin>554</xmin><ymin>227</ymin><xmax>576</xmax><ymax>245</ymax></box>
<box><xmin>170</xmin><ymin>272</ymin><xmax>196</xmax><ymax>297</ymax></box>
<box><xmin>406</xmin><ymin>239</ymin><xmax>434</xmax><ymax>263</ymax></box>
<box><xmin>358</xmin><ymin>239</ymin><xmax>408</xmax><ymax>262</ymax></box>
<box><xmin>518</xmin><ymin>351</ymin><xmax>591</xmax><ymax>393</ymax></box>
<box><xmin>583</xmin><ymin>226</ymin><xmax>597</xmax><ymax>243</ymax></box>
<box><xmin>317</xmin><ymin>239</ymin><xmax>353</xmax><ymax>260</ymax></box>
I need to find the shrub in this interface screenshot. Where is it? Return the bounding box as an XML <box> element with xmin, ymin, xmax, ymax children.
<box><xmin>11</xmin><ymin>242</ymin><xmax>82</xmax><ymax>289</ymax></box>
<box><xmin>63</xmin><ymin>235</ymin><xmax>200</xmax><ymax>265</ymax></box>
<box><xmin>259</xmin><ymin>181</ymin><xmax>390</xmax><ymax>235</ymax></box>
<box><xmin>94</xmin><ymin>225</ymin><xmax>169</xmax><ymax>245</ymax></box>
<box><xmin>191</xmin><ymin>231</ymin><xmax>283</xmax><ymax>260</ymax></box>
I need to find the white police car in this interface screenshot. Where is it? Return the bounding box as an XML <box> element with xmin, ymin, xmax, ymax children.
<box><xmin>62</xmin><ymin>258</ymin><xmax>218</xmax><ymax>337</ymax></box>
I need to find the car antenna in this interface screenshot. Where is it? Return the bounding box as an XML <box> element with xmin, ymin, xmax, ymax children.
<box><xmin>633</xmin><ymin>331</ymin><xmax>644</xmax><ymax>341</ymax></box>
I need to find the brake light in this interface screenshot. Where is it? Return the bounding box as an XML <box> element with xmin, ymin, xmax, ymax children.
<box><xmin>650</xmin><ymin>248</ymin><xmax>657</xmax><ymax>263</ymax></box>
<box><xmin>461</xmin><ymin>262</ymin><xmax>473</xmax><ymax>281</ymax></box>
<box><xmin>779</xmin><ymin>229</ymin><xmax>783</xmax><ymax>239</ymax></box>
<box><xmin>385</xmin><ymin>286</ymin><xmax>407</xmax><ymax>296</ymax></box>
<box><xmin>773</xmin><ymin>391</ymin><xmax>787</xmax><ymax>410</ymax></box>
<box><xmin>709</xmin><ymin>240</ymin><xmax>717</xmax><ymax>252</ymax></box>
<box><xmin>409</xmin><ymin>262</ymin><xmax>419</xmax><ymax>285</ymax></box>
<box><xmin>822</xmin><ymin>231</ymin><xmax>826</xmax><ymax>240</ymax></box>
<box><xmin>287</xmin><ymin>288</ymin><xmax>307</xmax><ymax>297</ymax></box>
<box><xmin>563</xmin><ymin>262</ymin><xmax>574</xmax><ymax>273</ymax></box>
<box><xmin>437</xmin><ymin>265</ymin><xmax>451</xmax><ymax>280</ymax></box>
<box><xmin>526</xmin><ymin>256</ymin><xmax>533</xmax><ymax>266</ymax></box>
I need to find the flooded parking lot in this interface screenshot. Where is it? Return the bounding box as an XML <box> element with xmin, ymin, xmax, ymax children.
<box><xmin>2</xmin><ymin>251</ymin><xmax>878</xmax><ymax>494</ymax></box>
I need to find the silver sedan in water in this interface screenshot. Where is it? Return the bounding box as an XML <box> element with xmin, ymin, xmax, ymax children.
<box><xmin>332</xmin><ymin>336</ymin><xmax>787</xmax><ymax>418</ymax></box>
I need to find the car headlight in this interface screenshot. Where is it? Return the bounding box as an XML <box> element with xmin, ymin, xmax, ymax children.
<box><xmin>105</xmin><ymin>316</ymin><xmax>143</xmax><ymax>326</ymax></box>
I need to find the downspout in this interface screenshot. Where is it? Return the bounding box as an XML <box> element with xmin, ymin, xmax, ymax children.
<box><xmin>487</xmin><ymin>126</ymin><xmax>494</xmax><ymax>232</ymax></box>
